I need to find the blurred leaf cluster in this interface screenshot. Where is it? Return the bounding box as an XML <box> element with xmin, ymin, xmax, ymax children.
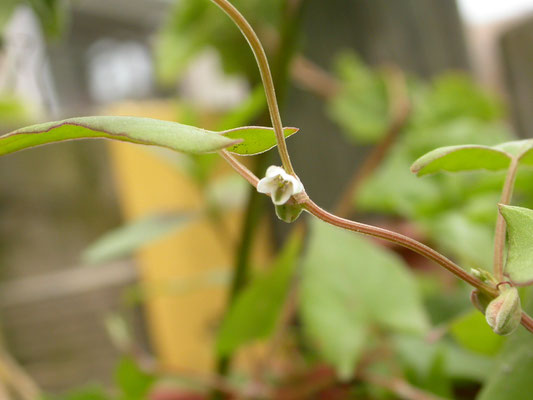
<box><xmin>328</xmin><ymin>53</ymin><xmax>533</xmax><ymax>272</ymax></box>
<box><xmin>155</xmin><ymin>0</ymin><xmax>284</xmax><ymax>86</ymax></box>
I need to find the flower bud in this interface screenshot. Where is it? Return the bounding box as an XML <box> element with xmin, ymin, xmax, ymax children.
<box><xmin>485</xmin><ymin>286</ymin><xmax>522</xmax><ymax>336</ymax></box>
<box><xmin>470</xmin><ymin>290</ymin><xmax>492</xmax><ymax>313</ymax></box>
<box><xmin>275</xmin><ymin>203</ymin><xmax>303</xmax><ymax>223</ymax></box>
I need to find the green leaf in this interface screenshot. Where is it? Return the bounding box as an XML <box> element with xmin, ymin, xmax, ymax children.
<box><xmin>216</xmin><ymin>231</ymin><xmax>301</xmax><ymax>356</ymax></box>
<box><xmin>300</xmin><ymin>220</ymin><xmax>429</xmax><ymax>378</ymax></box>
<box><xmin>478</xmin><ymin>290</ymin><xmax>533</xmax><ymax>399</ymax></box>
<box><xmin>45</xmin><ymin>385</ymin><xmax>110</xmax><ymax>400</ymax></box>
<box><xmin>83</xmin><ymin>213</ymin><xmax>193</xmax><ymax>264</ymax></box>
<box><xmin>499</xmin><ymin>205</ymin><xmax>533</xmax><ymax>285</ymax></box>
<box><xmin>328</xmin><ymin>53</ymin><xmax>389</xmax><ymax>143</ymax></box>
<box><xmin>154</xmin><ymin>0</ymin><xmax>282</xmax><ymax>85</ymax></box>
<box><xmin>427</xmin><ymin>212</ymin><xmax>494</xmax><ymax>271</ymax></box>
<box><xmin>411</xmin><ymin>139</ymin><xmax>533</xmax><ymax>177</ymax></box>
<box><xmin>450</xmin><ymin>310</ymin><xmax>504</xmax><ymax>355</ymax></box>
<box><xmin>394</xmin><ymin>334</ymin><xmax>494</xmax><ymax>383</ymax></box>
<box><xmin>221</xmin><ymin>126</ymin><xmax>299</xmax><ymax>155</ymax></box>
<box><xmin>115</xmin><ymin>357</ymin><xmax>155</xmax><ymax>400</ymax></box>
<box><xmin>410</xmin><ymin>145</ymin><xmax>511</xmax><ymax>177</ymax></box>
<box><xmin>0</xmin><ymin>116</ymin><xmax>240</xmax><ymax>156</ymax></box>
<box><xmin>27</xmin><ymin>0</ymin><xmax>67</xmax><ymax>38</ymax></box>
<box><xmin>0</xmin><ymin>0</ymin><xmax>18</xmax><ymax>35</ymax></box>
<box><xmin>412</xmin><ymin>74</ymin><xmax>503</xmax><ymax>127</ymax></box>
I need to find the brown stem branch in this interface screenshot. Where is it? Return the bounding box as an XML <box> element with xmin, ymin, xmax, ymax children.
<box><xmin>359</xmin><ymin>371</ymin><xmax>449</xmax><ymax>400</ymax></box>
<box><xmin>304</xmin><ymin>198</ymin><xmax>495</xmax><ymax>294</ymax></box>
<box><xmin>218</xmin><ymin>150</ymin><xmax>259</xmax><ymax>188</ymax></box>
<box><xmin>219</xmin><ymin>152</ymin><xmax>533</xmax><ymax>335</ymax></box>
<box><xmin>335</xmin><ymin>67</ymin><xmax>411</xmax><ymax>217</ymax></box>
<box><xmin>290</xmin><ymin>55</ymin><xmax>340</xmax><ymax>98</ymax></box>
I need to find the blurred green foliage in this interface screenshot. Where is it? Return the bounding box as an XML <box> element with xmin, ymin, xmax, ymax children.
<box><xmin>0</xmin><ymin>0</ymin><xmax>66</xmax><ymax>38</ymax></box>
<box><xmin>327</xmin><ymin>53</ymin><xmax>533</xmax><ymax>273</ymax></box>
<box><xmin>2</xmin><ymin>0</ymin><xmax>533</xmax><ymax>398</ymax></box>
<box><xmin>155</xmin><ymin>0</ymin><xmax>283</xmax><ymax>86</ymax></box>
<box><xmin>300</xmin><ymin>219</ymin><xmax>429</xmax><ymax>379</ymax></box>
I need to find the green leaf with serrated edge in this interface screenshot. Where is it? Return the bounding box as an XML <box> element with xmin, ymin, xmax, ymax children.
<box><xmin>221</xmin><ymin>126</ymin><xmax>299</xmax><ymax>155</ymax></box>
<box><xmin>410</xmin><ymin>145</ymin><xmax>511</xmax><ymax>176</ymax></box>
<box><xmin>0</xmin><ymin>116</ymin><xmax>240</xmax><ymax>156</ymax></box>
<box><xmin>499</xmin><ymin>205</ymin><xmax>533</xmax><ymax>285</ymax></box>
<box><xmin>216</xmin><ymin>230</ymin><xmax>301</xmax><ymax>356</ymax></box>
<box><xmin>450</xmin><ymin>310</ymin><xmax>504</xmax><ymax>355</ymax></box>
<box><xmin>478</xmin><ymin>289</ymin><xmax>533</xmax><ymax>400</ymax></box>
<box><xmin>82</xmin><ymin>213</ymin><xmax>193</xmax><ymax>264</ymax></box>
<box><xmin>300</xmin><ymin>220</ymin><xmax>429</xmax><ymax>379</ymax></box>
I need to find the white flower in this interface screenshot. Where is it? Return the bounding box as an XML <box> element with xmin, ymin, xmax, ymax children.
<box><xmin>257</xmin><ymin>166</ymin><xmax>304</xmax><ymax>205</ymax></box>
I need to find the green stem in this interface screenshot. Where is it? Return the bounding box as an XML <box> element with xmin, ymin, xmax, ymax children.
<box><xmin>216</xmin><ymin>157</ymin><xmax>269</xmax><ymax>375</ymax></box>
<box><xmin>493</xmin><ymin>157</ymin><xmax>519</xmax><ymax>281</ymax></box>
<box><xmin>210</xmin><ymin>0</ymin><xmax>296</xmax><ymax>175</ymax></box>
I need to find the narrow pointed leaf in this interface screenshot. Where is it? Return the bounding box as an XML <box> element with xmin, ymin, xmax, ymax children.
<box><xmin>83</xmin><ymin>213</ymin><xmax>193</xmax><ymax>264</ymax></box>
<box><xmin>499</xmin><ymin>205</ymin><xmax>533</xmax><ymax>285</ymax></box>
<box><xmin>411</xmin><ymin>145</ymin><xmax>511</xmax><ymax>176</ymax></box>
<box><xmin>216</xmin><ymin>231</ymin><xmax>302</xmax><ymax>356</ymax></box>
<box><xmin>0</xmin><ymin>116</ymin><xmax>240</xmax><ymax>156</ymax></box>
<box><xmin>221</xmin><ymin>126</ymin><xmax>299</xmax><ymax>155</ymax></box>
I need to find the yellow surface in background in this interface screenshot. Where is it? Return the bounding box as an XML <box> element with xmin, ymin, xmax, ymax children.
<box><xmin>107</xmin><ymin>102</ymin><xmax>271</xmax><ymax>371</ymax></box>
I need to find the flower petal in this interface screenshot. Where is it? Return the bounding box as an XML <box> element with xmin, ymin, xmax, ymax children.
<box><xmin>265</xmin><ymin>165</ymin><xmax>285</xmax><ymax>178</ymax></box>
<box><xmin>272</xmin><ymin>186</ymin><xmax>292</xmax><ymax>205</ymax></box>
<box><xmin>257</xmin><ymin>176</ymin><xmax>277</xmax><ymax>194</ymax></box>
<box><xmin>286</xmin><ymin>175</ymin><xmax>304</xmax><ymax>194</ymax></box>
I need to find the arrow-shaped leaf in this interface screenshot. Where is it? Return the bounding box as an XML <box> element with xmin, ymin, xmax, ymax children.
<box><xmin>0</xmin><ymin>116</ymin><xmax>300</xmax><ymax>157</ymax></box>
<box><xmin>411</xmin><ymin>145</ymin><xmax>511</xmax><ymax>176</ymax></box>
<box><xmin>411</xmin><ymin>139</ymin><xmax>533</xmax><ymax>177</ymax></box>
<box><xmin>0</xmin><ymin>116</ymin><xmax>240</xmax><ymax>156</ymax></box>
<box><xmin>499</xmin><ymin>204</ymin><xmax>533</xmax><ymax>285</ymax></box>
<box><xmin>221</xmin><ymin>126</ymin><xmax>299</xmax><ymax>156</ymax></box>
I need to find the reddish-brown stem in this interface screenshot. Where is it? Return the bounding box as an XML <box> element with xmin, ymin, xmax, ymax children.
<box><xmin>218</xmin><ymin>150</ymin><xmax>259</xmax><ymax>188</ymax></box>
<box><xmin>290</xmin><ymin>55</ymin><xmax>340</xmax><ymax>98</ymax></box>
<box><xmin>304</xmin><ymin>198</ymin><xmax>496</xmax><ymax>295</ymax></box>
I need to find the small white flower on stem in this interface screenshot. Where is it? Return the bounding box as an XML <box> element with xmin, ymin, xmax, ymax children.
<box><xmin>257</xmin><ymin>166</ymin><xmax>304</xmax><ymax>205</ymax></box>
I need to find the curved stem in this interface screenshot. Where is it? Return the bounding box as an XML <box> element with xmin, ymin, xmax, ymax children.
<box><xmin>210</xmin><ymin>0</ymin><xmax>295</xmax><ymax>175</ymax></box>
<box><xmin>218</xmin><ymin>150</ymin><xmax>259</xmax><ymax>188</ymax></box>
<box><xmin>304</xmin><ymin>198</ymin><xmax>497</xmax><ymax>296</ymax></box>
<box><xmin>220</xmin><ymin>153</ymin><xmax>533</xmax><ymax>334</ymax></box>
<box><xmin>493</xmin><ymin>158</ymin><xmax>519</xmax><ymax>281</ymax></box>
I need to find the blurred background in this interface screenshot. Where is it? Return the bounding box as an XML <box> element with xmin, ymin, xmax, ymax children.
<box><xmin>1</xmin><ymin>0</ymin><xmax>533</xmax><ymax>399</ymax></box>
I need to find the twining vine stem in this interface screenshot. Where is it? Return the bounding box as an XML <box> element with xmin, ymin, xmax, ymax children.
<box><xmin>493</xmin><ymin>157</ymin><xmax>519</xmax><ymax>281</ymax></box>
<box><xmin>210</xmin><ymin>0</ymin><xmax>533</xmax><ymax>335</ymax></box>
<box><xmin>210</xmin><ymin>0</ymin><xmax>295</xmax><ymax>176</ymax></box>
